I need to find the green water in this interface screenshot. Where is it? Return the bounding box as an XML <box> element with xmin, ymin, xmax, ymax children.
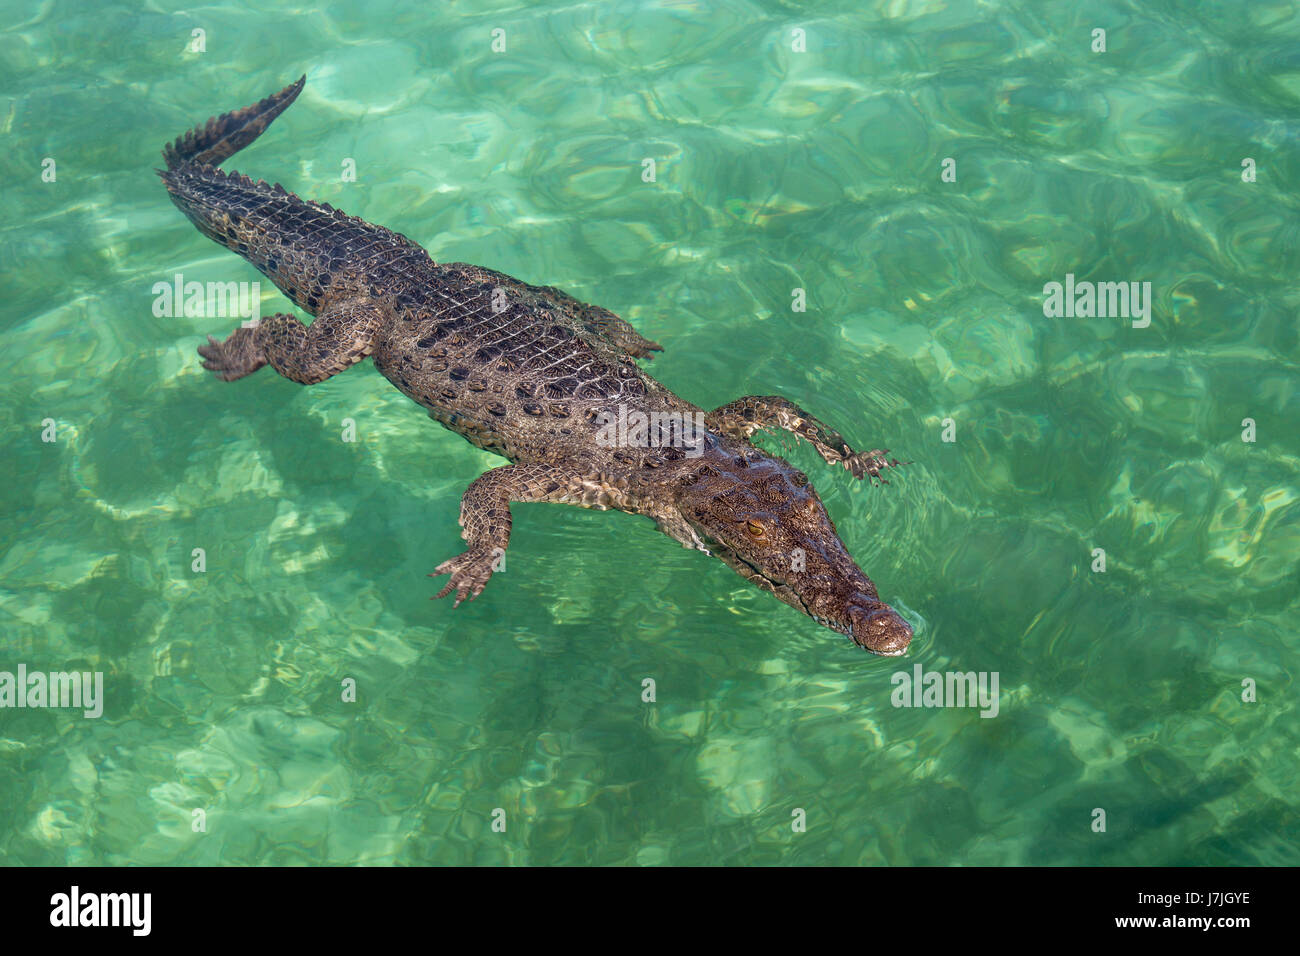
<box><xmin>2</xmin><ymin>0</ymin><xmax>1297</xmax><ymax>866</ymax></box>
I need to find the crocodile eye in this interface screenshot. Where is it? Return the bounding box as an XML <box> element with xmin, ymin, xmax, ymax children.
<box><xmin>744</xmin><ymin>519</ymin><xmax>767</xmax><ymax>538</ymax></box>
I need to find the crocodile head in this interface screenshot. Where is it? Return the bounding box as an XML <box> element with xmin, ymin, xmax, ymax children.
<box><xmin>672</xmin><ymin>438</ymin><xmax>913</xmax><ymax>655</ymax></box>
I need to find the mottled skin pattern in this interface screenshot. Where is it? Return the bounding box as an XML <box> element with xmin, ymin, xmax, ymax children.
<box><xmin>161</xmin><ymin>77</ymin><xmax>915</xmax><ymax>655</ymax></box>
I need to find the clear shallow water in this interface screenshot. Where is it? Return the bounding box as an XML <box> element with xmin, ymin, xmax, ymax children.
<box><xmin>1</xmin><ymin>0</ymin><xmax>1297</xmax><ymax>865</ymax></box>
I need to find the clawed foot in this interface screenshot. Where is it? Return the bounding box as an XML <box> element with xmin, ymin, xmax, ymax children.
<box><xmin>628</xmin><ymin>339</ymin><xmax>664</xmax><ymax>359</ymax></box>
<box><xmin>843</xmin><ymin>448</ymin><xmax>907</xmax><ymax>484</ymax></box>
<box><xmin>429</xmin><ymin>546</ymin><xmax>502</xmax><ymax>607</ymax></box>
<box><xmin>198</xmin><ymin>324</ymin><xmax>266</xmax><ymax>381</ymax></box>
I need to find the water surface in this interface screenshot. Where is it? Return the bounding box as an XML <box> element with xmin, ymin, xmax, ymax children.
<box><xmin>1</xmin><ymin>0</ymin><xmax>1297</xmax><ymax>865</ymax></box>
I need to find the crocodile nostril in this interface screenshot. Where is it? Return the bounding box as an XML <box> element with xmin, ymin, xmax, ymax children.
<box><xmin>848</xmin><ymin>602</ymin><xmax>913</xmax><ymax>656</ymax></box>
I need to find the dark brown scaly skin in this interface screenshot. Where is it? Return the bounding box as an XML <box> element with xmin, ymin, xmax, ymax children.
<box><xmin>161</xmin><ymin>77</ymin><xmax>915</xmax><ymax>655</ymax></box>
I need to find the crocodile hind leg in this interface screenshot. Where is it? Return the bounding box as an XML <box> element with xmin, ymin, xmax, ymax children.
<box><xmin>707</xmin><ymin>395</ymin><xmax>906</xmax><ymax>484</ymax></box>
<box><xmin>198</xmin><ymin>297</ymin><xmax>388</xmax><ymax>384</ymax></box>
<box><xmin>431</xmin><ymin>463</ymin><xmax>622</xmax><ymax>606</ymax></box>
<box><xmin>547</xmin><ymin>291</ymin><xmax>663</xmax><ymax>359</ymax></box>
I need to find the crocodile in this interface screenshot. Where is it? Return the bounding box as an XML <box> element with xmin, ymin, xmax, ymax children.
<box><xmin>160</xmin><ymin>76</ymin><xmax>915</xmax><ymax>655</ymax></box>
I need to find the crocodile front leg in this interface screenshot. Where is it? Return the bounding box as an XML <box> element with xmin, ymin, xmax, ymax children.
<box><xmin>707</xmin><ymin>395</ymin><xmax>905</xmax><ymax>484</ymax></box>
<box><xmin>431</xmin><ymin>463</ymin><xmax>622</xmax><ymax>606</ymax></box>
<box><xmin>198</xmin><ymin>297</ymin><xmax>389</xmax><ymax>384</ymax></box>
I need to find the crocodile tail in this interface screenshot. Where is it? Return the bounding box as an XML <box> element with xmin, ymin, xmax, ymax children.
<box><xmin>162</xmin><ymin>75</ymin><xmax>306</xmax><ymax>171</ymax></box>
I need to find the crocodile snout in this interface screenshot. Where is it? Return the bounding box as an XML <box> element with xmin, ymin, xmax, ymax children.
<box><xmin>848</xmin><ymin>601</ymin><xmax>913</xmax><ymax>656</ymax></box>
